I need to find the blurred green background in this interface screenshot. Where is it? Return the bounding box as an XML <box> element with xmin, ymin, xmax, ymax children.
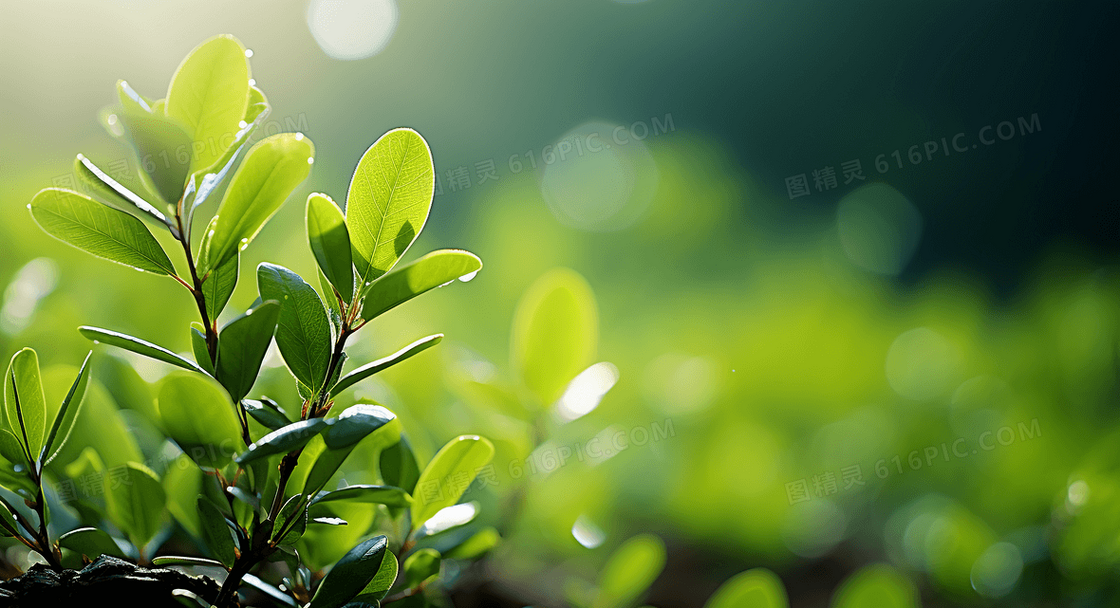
<box><xmin>2</xmin><ymin>1</ymin><xmax>1119</xmax><ymax>606</ymax></box>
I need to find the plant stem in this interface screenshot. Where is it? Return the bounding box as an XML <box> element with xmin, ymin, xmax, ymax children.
<box><xmin>174</xmin><ymin>213</ymin><xmax>219</xmax><ymax>364</ymax></box>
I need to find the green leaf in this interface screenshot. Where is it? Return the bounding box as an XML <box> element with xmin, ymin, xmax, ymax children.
<box><xmin>593</xmin><ymin>534</ymin><xmax>666</xmax><ymax>608</ymax></box>
<box><xmin>191</xmin><ymin>324</ymin><xmax>215</xmax><ymax>375</ymax></box>
<box><xmin>307</xmin><ymin>193</ymin><xmax>354</xmax><ymax>304</ymax></box>
<box><xmin>79</xmin><ymin>326</ymin><xmax>208</xmax><ymax>375</ymax></box>
<box><xmin>184</xmin><ymin>90</ymin><xmax>272</xmax><ymax>219</ymax></box>
<box><xmin>302</xmin><ymin>440</ymin><xmax>353</xmax><ymax>499</ymax></box>
<box><xmin>151</xmin><ymin>556</ymin><xmax>226</xmax><ymax>568</ymax></box>
<box><xmin>156</xmin><ymin>373</ymin><xmax>243</xmax><ymax>468</ymax></box>
<box><xmin>410</xmin><ymin>435</ymin><xmax>494</xmax><ymax>529</ymax></box>
<box><xmin>0</xmin><ymin>499</ymin><xmax>21</xmax><ymax>537</ymax></box>
<box><xmin>346</xmin><ymin>128</ymin><xmax>435</xmax><ymax>291</ymax></box>
<box><xmin>205</xmin><ymin>133</ymin><xmax>315</xmax><ymax>271</ymax></box>
<box><xmin>322</xmin><ymin>404</ymin><xmax>396</xmax><ymax>451</ymax></box>
<box><xmin>310</xmin><ymin>485</ymin><xmax>412</xmax><ymax>510</ymax></box>
<box><xmin>104</xmin><ymin>462</ymin><xmax>166</xmax><ymax>550</ymax></box>
<box><xmin>4</xmin><ymin>349</ymin><xmax>45</xmax><ymax>460</ymax></box>
<box><xmin>165</xmin><ymin>34</ymin><xmax>250</xmax><ymax>175</ymax></box>
<box><xmin>380</xmin><ymin>435</ymin><xmax>420</xmax><ymax>494</ymax></box>
<box><xmin>29</xmin><ymin>188</ymin><xmax>177</xmax><ymax>276</ymax></box>
<box><xmin>58</xmin><ymin>527</ymin><xmax>127</xmax><ymax>559</ymax></box>
<box><xmin>235</xmin><ymin>418</ymin><xmax>332</xmax><ymax>465</ymax></box>
<box><xmin>257</xmin><ymin>263</ymin><xmax>333</xmax><ymax>392</ymax></box>
<box><xmin>309</xmin><ymin>535</ymin><xmax>389</xmax><ymax>608</ymax></box>
<box><xmin>41</xmin><ymin>351</ymin><xmax>92</xmax><ymax>466</ymax></box>
<box><xmin>216</xmin><ymin>300</ymin><xmax>280</xmax><ymax>402</ymax></box>
<box><xmin>362</xmin><ymin>547</ymin><xmax>398</xmax><ymax>601</ymax></box>
<box><xmin>0</xmin><ymin>430</ymin><xmax>27</xmax><ymax>468</ymax></box>
<box><xmin>243</xmin><ymin>573</ymin><xmax>301</xmax><ymax>607</ymax></box>
<box><xmin>442</xmin><ymin>527</ymin><xmax>500</xmax><ymax>560</ymax></box>
<box><xmin>162</xmin><ymin>453</ymin><xmax>203</xmax><ymax>538</ymax></box>
<box><xmin>318</xmin><ymin>266</ymin><xmax>344</xmax><ymax>332</ymax></box>
<box><xmin>360</xmin><ymin>250</ymin><xmax>481</xmax><ymax>322</ymax></box>
<box><xmin>413</xmin><ymin>503</ymin><xmax>479</xmax><ymax>541</ymax></box>
<box><xmin>200</xmin><ymin>221</ymin><xmax>240</xmax><ymax>321</ymax></box>
<box><xmin>74</xmin><ymin>153</ymin><xmax>177</xmax><ymax>235</ymax></box>
<box><xmin>512</xmin><ymin>268</ymin><xmax>599</xmax><ymax>406</ymax></box>
<box><xmin>115</xmin><ymin>80</ymin><xmax>193</xmax><ymax>206</ymax></box>
<box><xmin>331</xmin><ymin>334</ymin><xmax>443</xmax><ymax>398</ymax></box>
<box><xmin>403</xmin><ymin>549</ymin><xmax>441</xmax><ymax>587</ymax></box>
<box><xmin>704</xmin><ymin>568</ymin><xmax>789</xmax><ymax>608</ymax></box>
<box><xmin>274</xmin><ymin>494</ymin><xmax>308</xmax><ymax>546</ymax></box>
<box><xmin>198</xmin><ymin>496</ymin><xmax>237</xmax><ymax>567</ymax></box>
<box><xmin>830</xmin><ymin>565</ymin><xmax>918</xmax><ymax>608</ymax></box>
<box><xmin>242</xmin><ymin>398</ymin><xmax>292</xmax><ymax>431</ymax></box>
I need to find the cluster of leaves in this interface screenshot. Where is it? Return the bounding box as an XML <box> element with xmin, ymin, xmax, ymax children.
<box><xmin>11</xmin><ymin>35</ymin><xmax>496</xmax><ymax>607</ymax></box>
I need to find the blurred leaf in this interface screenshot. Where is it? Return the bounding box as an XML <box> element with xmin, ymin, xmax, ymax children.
<box><xmin>204</xmin><ymin>134</ymin><xmax>314</xmax><ymax>272</ymax></box>
<box><xmin>58</xmin><ymin>527</ymin><xmax>126</xmax><ymax>559</ymax></box>
<box><xmin>411</xmin><ymin>436</ymin><xmax>494</xmax><ymax>529</ymax></box>
<box><xmin>243</xmin><ymin>573</ymin><xmax>300</xmax><ymax>607</ymax></box>
<box><xmin>29</xmin><ymin>188</ymin><xmax>177</xmax><ymax>276</ymax></box>
<box><xmin>403</xmin><ymin>548</ymin><xmax>441</xmax><ymax>587</ymax></box>
<box><xmin>216</xmin><ymin>300</ymin><xmax>280</xmax><ymax>402</ymax></box>
<box><xmin>308</xmin><ymin>535</ymin><xmax>389</xmax><ymax>608</ymax></box>
<box><xmin>151</xmin><ymin>556</ymin><xmax>225</xmax><ymax>568</ymax></box>
<box><xmin>165</xmin><ymin>34</ymin><xmax>249</xmax><ymax>175</ymax></box>
<box><xmin>442</xmin><ymin>527</ymin><xmax>500</xmax><ymax>560</ymax></box>
<box><xmin>242</xmin><ymin>398</ymin><xmax>292</xmax><ymax>431</ymax></box>
<box><xmin>830</xmin><ymin>565</ymin><xmax>919</xmax><ymax>608</ymax></box>
<box><xmin>257</xmin><ymin>263</ymin><xmax>332</xmax><ymax>392</ymax></box>
<box><xmin>331</xmin><ymin>334</ymin><xmax>443</xmax><ymax>398</ymax></box>
<box><xmin>115</xmin><ymin>80</ymin><xmax>193</xmax><ymax>205</ymax></box>
<box><xmin>190</xmin><ymin>324</ymin><xmax>214</xmax><ymax>374</ymax></box>
<box><xmin>198</xmin><ymin>496</ymin><xmax>237</xmax><ymax>567</ymax></box>
<box><xmin>360</xmin><ymin>250</ymin><xmax>481</xmax><ymax>322</ymax></box>
<box><xmin>413</xmin><ymin>503</ymin><xmax>480</xmax><ymax>541</ymax></box>
<box><xmin>79</xmin><ymin>326</ymin><xmax>208</xmax><ymax>374</ymax></box>
<box><xmin>307</xmin><ymin>193</ymin><xmax>354</xmax><ymax>304</ymax></box>
<box><xmin>104</xmin><ymin>462</ymin><xmax>165</xmax><ymax>550</ymax></box>
<box><xmin>156</xmin><ymin>373</ymin><xmax>242</xmax><ymax>468</ymax></box>
<box><xmin>380</xmin><ymin>435</ymin><xmax>420</xmax><ymax>494</ymax></box>
<box><xmin>704</xmin><ymin>569</ymin><xmax>788</xmax><ymax>608</ymax></box>
<box><xmin>235</xmin><ymin>418</ymin><xmax>332</xmax><ymax>465</ymax></box>
<box><xmin>4</xmin><ymin>348</ymin><xmax>45</xmax><ymax>459</ymax></box>
<box><xmin>347</xmin><ymin>128</ymin><xmax>434</xmax><ymax>290</ymax></box>
<box><xmin>74</xmin><ymin>153</ymin><xmax>176</xmax><ymax>235</ymax></box>
<box><xmin>512</xmin><ymin>268</ymin><xmax>599</xmax><ymax>406</ymax></box>
<box><xmin>593</xmin><ymin>534</ymin><xmax>666</xmax><ymax>608</ymax></box>
<box><xmin>163</xmin><ymin>453</ymin><xmax>203</xmax><ymax>538</ymax></box>
<box><xmin>41</xmin><ymin>351</ymin><xmax>92</xmax><ymax>465</ymax></box>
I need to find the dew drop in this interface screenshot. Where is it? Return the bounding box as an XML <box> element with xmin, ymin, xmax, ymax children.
<box><xmin>248</xmin><ymin>78</ymin><xmax>256</xmax><ymax>86</ymax></box>
<box><xmin>307</xmin><ymin>157</ymin><xmax>315</xmax><ymax>165</ymax></box>
<box><xmin>93</xmin><ymin>340</ymin><xmax>100</xmax><ymax>345</ymax></box>
<box><xmin>245</xmin><ymin>49</ymin><xmax>254</xmax><ymax>58</ymax></box>
<box><xmin>245</xmin><ymin>308</ymin><xmax>254</xmax><ymax>316</ymax></box>
<box><xmin>458</xmin><ymin>270</ymin><xmax>479</xmax><ymax>283</ymax></box>
<box><xmin>208</xmin><ymin>230</ymin><xmax>216</xmax><ymax>238</ymax></box>
<box><xmin>107</xmin><ymin>114</ymin><xmax>118</xmax><ymax>126</ymax></box>
<box><xmin>238</xmin><ymin>120</ymin><xmax>248</xmax><ymax>129</ymax></box>
<box><xmin>284</xmin><ymin>295</ymin><xmax>289</xmax><ymax>300</ymax></box>
<box><xmin>26</xmin><ymin>204</ymin><xmax>32</xmax><ymax>210</ymax></box>
<box><xmin>295</xmin><ymin>132</ymin><xmax>304</xmax><ymax>141</ymax></box>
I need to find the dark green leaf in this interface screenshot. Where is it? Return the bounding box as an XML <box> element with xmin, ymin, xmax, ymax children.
<box><xmin>331</xmin><ymin>335</ymin><xmax>442</xmax><ymax>397</ymax></box>
<box><xmin>216</xmin><ymin>300</ymin><xmax>280</xmax><ymax>402</ymax></box>
<box><xmin>322</xmin><ymin>403</ymin><xmax>396</xmax><ymax>450</ymax></box>
<box><xmin>257</xmin><ymin>263</ymin><xmax>332</xmax><ymax>392</ymax></box>
<box><xmin>79</xmin><ymin>326</ymin><xmax>208</xmax><ymax>375</ymax></box>
<box><xmin>307</xmin><ymin>193</ymin><xmax>354</xmax><ymax>304</ymax></box>
<box><xmin>199</xmin><ymin>220</ymin><xmax>239</xmax><ymax>321</ymax></box>
<box><xmin>274</xmin><ymin>494</ymin><xmax>308</xmax><ymax>546</ymax></box>
<box><xmin>308</xmin><ymin>535</ymin><xmax>389</xmax><ymax>608</ymax></box>
<box><xmin>58</xmin><ymin>527</ymin><xmax>127</xmax><ymax>559</ymax></box>
<box><xmin>0</xmin><ymin>430</ymin><xmax>27</xmax><ymax>468</ymax></box>
<box><xmin>309</xmin><ymin>485</ymin><xmax>412</xmax><ymax>510</ymax></box>
<box><xmin>411</xmin><ymin>436</ymin><xmax>494</xmax><ymax>529</ymax></box>
<box><xmin>380</xmin><ymin>435</ymin><xmax>420</xmax><ymax>494</ymax></box>
<box><xmin>198</xmin><ymin>496</ymin><xmax>236</xmax><ymax>567</ymax></box>
<box><xmin>235</xmin><ymin>418</ymin><xmax>332</xmax><ymax>465</ymax></box>
<box><xmin>41</xmin><ymin>351</ymin><xmax>92</xmax><ymax>465</ymax></box>
<box><xmin>151</xmin><ymin>556</ymin><xmax>226</xmax><ymax>568</ymax></box>
<box><xmin>242</xmin><ymin>398</ymin><xmax>292</xmax><ymax>431</ymax></box>
<box><xmin>360</xmin><ymin>250</ymin><xmax>481</xmax><ymax>322</ymax></box>
<box><xmin>191</xmin><ymin>324</ymin><xmax>215</xmax><ymax>375</ymax></box>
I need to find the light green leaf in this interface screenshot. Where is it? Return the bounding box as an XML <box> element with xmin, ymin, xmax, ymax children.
<box><xmin>403</xmin><ymin>548</ymin><xmax>441</xmax><ymax>587</ymax></box>
<box><xmin>346</xmin><ymin>128</ymin><xmax>435</xmax><ymax>291</ymax></box>
<box><xmin>74</xmin><ymin>153</ymin><xmax>176</xmax><ymax>235</ymax></box>
<box><xmin>594</xmin><ymin>535</ymin><xmax>666</xmax><ymax>608</ymax></box>
<box><xmin>512</xmin><ymin>268</ymin><xmax>599</xmax><ymax>406</ymax></box>
<box><xmin>191</xmin><ymin>324</ymin><xmax>215</xmax><ymax>374</ymax></box>
<box><xmin>411</xmin><ymin>435</ymin><xmax>494</xmax><ymax>529</ymax></box>
<box><xmin>116</xmin><ymin>80</ymin><xmax>193</xmax><ymax>206</ymax></box>
<box><xmin>165</xmin><ymin>34</ymin><xmax>250</xmax><ymax>175</ymax></box>
<box><xmin>380</xmin><ymin>435</ymin><xmax>420</xmax><ymax>494</ymax></box>
<box><xmin>58</xmin><ymin>527</ymin><xmax>127</xmax><ymax>559</ymax></box>
<box><xmin>829</xmin><ymin>565</ymin><xmax>918</xmax><ymax>608</ymax></box>
<box><xmin>29</xmin><ymin>188</ymin><xmax>176</xmax><ymax>276</ymax></box>
<box><xmin>360</xmin><ymin>250</ymin><xmax>481</xmax><ymax>322</ymax></box>
<box><xmin>235</xmin><ymin>418</ymin><xmax>332</xmax><ymax>465</ymax></box>
<box><xmin>0</xmin><ymin>430</ymin><xmax>27</xmax><ymax>468</ymax></box>
<box><xmin>4</xmin><ymin>349</ymin><xmax>45</xmax><ymax>459</ymax></box>
<box><xmin>156</xmin><ymin>372</ymin><xmax>243</xmax><ymax>468</ymax></box>
<box><xmin>704</xmin><ymin>569</ymin><xmax>789</xmax><ymax>608</ymax></box>
<box><xmin>163</xmin><ymin>453</ymin><xmax>203</xmax><ymax>539</ymax></box>
<box><xmin>257</xmin><ymin>263</ymin><xmax>332</xmax><ymax>392</ymax></box>
<box><xmin>199</xmin><ymin>216</ymin><xmax>240</xmax><ymax>321</ymax></box>
<box><xmin>104</xmin><ymin>462</ymin><xmax>166</xmax><ymax>550</ymax></box>
<box><xmin>442</xmin><ymin>527</ymin><xmax>500</xmax><ymax>560</ymax></box>
<box><xmin>205</xmin><ymin>133</ymin><xmax>314</xmax><ymax>272</ymax></box>
<box><xmin>198</xmin><ymin>496</ymin><xmax>237</xmax><ymax>567</ymax></box>
<box><xmin>414</xmin><ymin>502</ymin><xmax>480</xmax><ymax>541</ymax></box>
<box><xmin>216</xmin><ymin>300</ymin><xmax>280</xmax><ymax>402</ymax></box>
<box><xmin>79</xmin><ymin>326</ymin><xmax>208</xmax><ymax>375</ymax></box>
<box><xmin>185</xmin><ymin>89</ymin><xmax>272</xmax><ymax>217</ymax></box>
<box><xmin>331</xmin><ymin>334</ymin><xmax>442</xmax><ymax>397</ymax></box>
<box><xmin>308</xmin><ymin>535</ymin><xmax>389</xmax><ymax>608</ymax></box>
<box><xmin>41</xmin><ymin>351</ymin><xmax>92</xmax><ymax>465</ymax></box>
<box><xmin>361</xmin><ymin>547</ymin><xmax>398</xmax><ymax>601</ymax></box>
<box><xmin>307</xmin><ymin>193</ymin><xmax>354</xmax><ymax>304</ymax></box>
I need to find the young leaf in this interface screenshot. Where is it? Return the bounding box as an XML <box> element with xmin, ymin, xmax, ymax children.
<box><xmin>592</xmin><ymin>534</ymin><xmax>666</xmax><ymax>608</ymax></box>
<box><xmin>403</xmin><ymin>549</ymin><xmax>441</xmax><ymax>587</ymax></box>
<box><xmin>309</xmin><ymin>485</ymin><xmax>412</xmax><ymax>509</ymax></box>
<box><xmin>115</xmin><ymin>80</ymin><xmax>194</xmax><ymax>206</ymax></box>
<box><xmin>360</xmin><ymin>250</ymin><xmax>482</xmax><ymax>322</ymax></box>
<box><xmin>704</xmin><ymin>568</ymin><xmax>789</xmax><ymax>608</ymax></box>
<box><xmin>307</xmin><ymin>193</ymin><xmax>354</xmax><ymax>304</ymax></box>
<box><xmin>379</xmin><ymin>435</ymin><xmax>420</xmax><ymax>494</ymax></box>
<box><xmin>308</xmin><ymin>535</ymin><xmax>389</xmax><ymax>608</ymax></box>
<box><xmin>257</xmin><ymin>264</ymin><xmax>332</xmax><ymax>392</ymax></box>
<box><xmin>512</xmin><ymin>268</ymin><xmax>599</xmax><ymax>407</ymax></box>
<box><xmin>73</xmin><ymin>153</ymin><xmax>177</xmax><ymax>235</ymax></box>
<box><xmin>185</xmin><ymin>95</ymin><xmax>271</xmax><ymax>224</ymax></box>
<box><xmin>235</xmin><ymin>418</ymin><xmax>333</xmax><ymax>465</ymax></box>
<box><xmin>4</xmin><ymin>349</ymin><xmax>45</xmax><ymax>460</ymax></box>
<box><xmin>165</xmin><ymin>34</ymin><xmax>250</xmax><ymax>175</ymax></box>
<box><xmin>190</xmin><ymin>324</ymin><xmax>215</xmax><ymax>374</ymax></box>
<box><xmin>104</xmin><ymin>462</ymin><xmax>166</xmax><ymax>551</ymax></box>
<box><xmin>79</xmin><ymin>326</ymin><xmax>208</xmax><ymax>375</ymax></box>
<box><xmin>216</xmin><ymin>300</ymin><xmax>281</xmax><ymax>402</ymax></box>
<box><xmin>205</xmin><ymin>134</ymin><xmax>315</xmax><ymax>271</ymax></box>
<box><xmin>198</xmin><ymin>496</ymin><xmax>237</xmax><ymax>567</ymax></box>
<box><xmin>156</xmin><ymin>373</ymin><xmax>243</xmax><ymax>468</ymax></box>
<box><xmin>410</xmin><ymin>435</ymin><xmax>494</xmax><ymax>529</ymax></box>
<box><xmin>58</xmin><ymin>527</ymin><xmax>127</xmax><ymax>559</ymax></box>
<box><xmin>330</xmin><ymin>334</ymin><xmax>443</xmax><ymax>397</ymax></box>
<box><xmin>830</xmin><ymin>565</ymin><xmax>918</xmax><ymax>608</ymax></box>
<box><xmin>346</xmin><ymin>128</ymin><xmax>435</xmax><ymax>292</ymax></box>
<box><xmin>29</xmin><ymin>188</ymin><xmax>177</xmax><ymax>276</ymax></box>
<box><xmin>41</xmin><ymin>351</ymin><xmax>92</xmax><ymax>465</ymax></box>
